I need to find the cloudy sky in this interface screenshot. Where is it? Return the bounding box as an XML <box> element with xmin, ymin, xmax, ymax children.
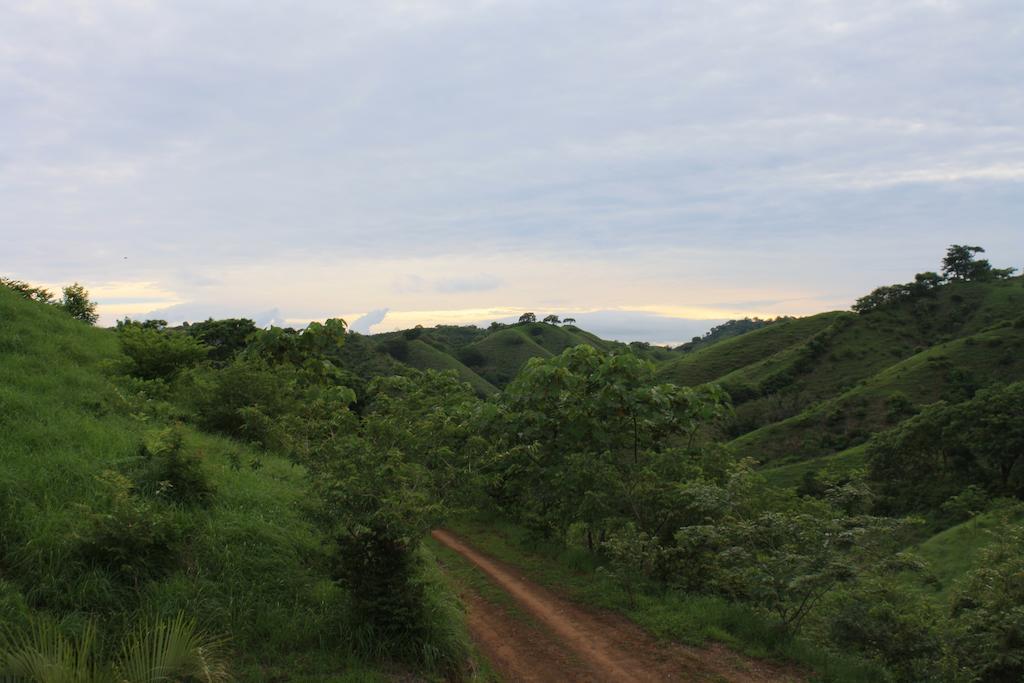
<box><xmin>2</xmin><ymin>1</ymin><xmax>1022</xmax><ymax>344</ymax></box>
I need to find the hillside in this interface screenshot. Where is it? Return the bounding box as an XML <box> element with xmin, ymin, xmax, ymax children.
<box><xmin>371</xmin><ymin>321</ymin><xmax>628</xmax><ymax>390</ymax></box>
<box><xmin>730</xmin><ymin>317</ymin><xmax>1024</xmax><ymax>465</ymax></box>
<box><xmin>0</xmin><ymin>286</ymin><xmax>396</xmax><ymax>680</ymax></box>
<box><xmin>656</xmin><ymin>312</ymin><xmax>842</xmax><ymax>387</ymax></box>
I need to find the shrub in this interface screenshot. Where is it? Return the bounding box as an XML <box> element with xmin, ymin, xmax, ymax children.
<box><xmin>75</xmin><ymin>472</ymin><xmax>183</xmax><ymax>584</ymax></box>
<box><xmin>950</xmin><ymin>523</ymin><xmax>1024</xmax><ymax>682</ymax></box>
<box><xmin>827</xmin><ymin>577</ymin><xmax>945</xmax><ymax>680</ymax></box>
<box><xmin>118</xmin><ymin>324</ymin><xmax>209</xmax><ymax>381</ymax></box>
<box><xmin>379</xmin><ymin>336</ymin><xmax>410</xmax><ymax>361</ymax></box>
<box><xmin>456</xmin><ymin>346</ymin><xmax>485</xmax><ymax>367</ymax></box>
<box><xmin>133</xmin><ymin>427</ymin><xmax>215</xmax><ymax>507</ymax></box>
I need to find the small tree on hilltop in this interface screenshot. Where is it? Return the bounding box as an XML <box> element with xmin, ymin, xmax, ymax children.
<box><xmin>563</xmin><ymin>317</ymin><xmax>576</xmax><ymax>325</ymax></box>
<box><xmin>518</xmin><ymin>312</ymin><xmax>536</xmax><ymax>324</ymax></box>
<box><xmin>939</xmin><ymin>244</ymin><xmax>1016</xmax><ymax>281</ymax></box>
<box><xmin>60</xmin><ymin>283</ymin><xmax>98</xmax><ymax>324</ymax></box>
<box><xmin>542</xmin><ymin>314</ymin><xmax>561</xmax><ymax>325</ymax></box>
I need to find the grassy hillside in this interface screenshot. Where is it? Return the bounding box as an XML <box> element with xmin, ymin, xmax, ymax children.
<box><xmin>721</xmin><ymin>278</ymin><xmax>1024</xmax><ymax>432</ymax></box>
<box><xmin>0</xmin><ymin>287</ymin><xmax>395</xmax><ymax>680</ymax></box>
<box><xmin>655</xmin><ymin>312</ymin><xmax>842</xmax><ymax>387</ymax></box>
<box><xmin>901</xmin><ymin>505</ymin><xmax>1024</xmax><ymax>603</ymax></box>
<box><xmin>729</xmin><ymin>317</ymin><xmax>1024</xmax><ymax>465</ymax></box>
<box><xmin>404</xmin><ymin>338</ymin><xmax>498</xmax><ymax>396</ymax></box>
<box><xmin>457</xmin><ymin>328</ymin><xmax>554</xmax><ymax>387</ymax></box>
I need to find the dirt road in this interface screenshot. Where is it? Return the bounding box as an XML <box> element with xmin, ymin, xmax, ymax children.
<box><xmin>432</xmin><ymin>529</ymin><xmax>802</xmax><ymax>683</ymax></box>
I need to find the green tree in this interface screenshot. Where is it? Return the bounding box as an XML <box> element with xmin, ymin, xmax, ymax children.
<box><xmin>488</xmin><ymin>345</ymin><xmax>730</xmax><ymax>541</ymax></box>
<box><xmin>0</xmin><ymin>277</ymin><xmax>54</xmax><ymax>304</ymax></box>
<box><xmin>60</xmin><ymin>282</ymin><xmax>98</xmax><ymax>324</ymax></box>
<box><xmin>942</xmin><ymin>244</ymin><xmax>987</xmax><ymax>280</ymax></box>
<box><xmin>118</xmin><ymin>323</ymin><xmax>209</xmax><ymax>381</ymax></box>
<box><xmin>518</xmin><ymin>312</ymin><xmax>536</xmax><ymax>324</ymax></box>
<box><xmin>950</xmin><ymin>521</ymin><xmax>1024</xmax><ymax>682</ymax></box>
<box><xmin>183</xmin><ymin>317</ymin><xmax>257</xmax><ymax>363</ymax></box>
<box><xmin>542</xmin><ymin>314</ymin><xmax>561</xmax><ymax>324</ymax></box>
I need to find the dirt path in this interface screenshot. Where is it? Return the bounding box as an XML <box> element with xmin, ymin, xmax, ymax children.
<box><xmin>432</xmin><ymin>529</ymin><xmax>803</xmax><ymax>683</ymax></box>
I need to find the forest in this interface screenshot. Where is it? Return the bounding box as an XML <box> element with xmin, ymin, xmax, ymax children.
<box><xmin>1</xmin><ymin>244</ymin><xmax>1023</xmax><ymax>682</ymax></box>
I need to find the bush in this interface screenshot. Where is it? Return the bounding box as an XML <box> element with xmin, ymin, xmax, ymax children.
<box><xmin>133</xmin><ymin>427</ymin><xmax>215</xmax><ymax>507</ymax></box>
<box><xmin>456</xmin><ymin>346</ymin><xmax>485</xmax><ymax>367</ymax></box>
<box><xmin>118</xmin><ymin>324</ymin><xmax>209</xmax><ymax>381</ymax></box>
<box><xmin>827</xmin><ymin>578</ymin><xmax>945</xmax><ymax>680</ymax></box>
<box><xmin>75</xmin><ymin>472</ymin><xmax>184</xmax><ymax>584</ymax></box>
<box><xmin>950</xmin><ymin>523</ymin><xmax>1024</xmax><ymax>682</ymax></box>
<box><xmin>379</xmin><ymin>337</ymin><xmax>410</xmax><ymax>361</ymax></box>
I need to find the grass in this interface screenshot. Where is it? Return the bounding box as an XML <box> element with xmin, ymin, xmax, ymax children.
<box><xmin>460</xmin><ymin>328</ymin><xmax>553</xmax><ymax>387</ymax></box>
<box><xmin>404</xmin><ymin>339</ymin><xmax>498</xmax><ymax>396</ymax></box>
<box><xmin>760</xmin><ymin>445</ymin><xmax>869</xmax><ymax>490</ymax></box>
<box><xmin>445</xmin><ymin>514</ymin><xmax>886</xmax><ymax>682</ymax></box>
<box><xmin>897</xmin><ymin>505</ymin><xmax>1024</xmax><ymax>604</ymax></box>
<box><xmin>729</xmin><ymin>319</ymin><xmax>1024</xmax><ymax>466</ymax></box>
<box><xmin>655</xmin><ymin>313</ymin><xmax>843</xmax><ymax>387</ymax></box>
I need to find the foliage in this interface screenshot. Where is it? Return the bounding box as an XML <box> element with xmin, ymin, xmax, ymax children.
<box><xmin>132</xmin><ymin>426</ymin><xmax>216</xmax><ymax>507</ymax></box>
<box><xmin>73</xmin><ymin>471</ymin><xmax>184</xmax><ymax>584</ymax></box>
<box><xmin>486</xmin><ymin>344</ymin><xmax>731</xmax><ymax>541</ymax></box>
<box><xmin>950</xmin><ymin>522</ymin><xmax>1024</xmax><ymax>682</ymax></box>
<box><xmin>182</xmin><ymin>317</ymin><xmax>258</xmax><ymax>363</ymax></box>
<box><xmin>60</xmin><ymin>282</ymin><xmax>99</xmax><ymax>324</ymax></box>
<box><xmin>826</xmin><ymin>573</ymin><xmax>946</xmax><ymax>680</ymax></box>
<box><xmin>117</xmin><ymin>322</ymin><xmax>210</xmax><ymax>381</ymax></box>
<box><xmin>298</xmin><ymin>371</ymin><xmax>483</xmax><ymax>641</ymax></box>
<box><xmin>517</xmin><ymin>312</ymin><xmax>536</xmax><ymax>324</ymax></box>
<box><xmin>307</xmin><ymin>432</ymin><xmax>441</xmax><ymax>641</ymax></box>
<box><xmin>542</xmin><ymin>314</ymin><xmax>561</xmax><ymax>324</ymax></box>
<box><xmin>0</xmin><ymin>276</ymin><xmax>55</xmax><ymax>303</ymax></box>
<box><xmin>0</xmin><ymin>613</ymin><xmax>229</xmax><ymax>682</ymax></box>
<box><xmin>868</xmin><ymin>381</ymin><xmax>1024</xmax><ymax>514</ymax></box>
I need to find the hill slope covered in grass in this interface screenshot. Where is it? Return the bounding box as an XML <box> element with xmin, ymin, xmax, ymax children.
<box><xmin>0</xmin><ymin>286</ymin><xmax>416</xmax><ymax>680</ymax></box>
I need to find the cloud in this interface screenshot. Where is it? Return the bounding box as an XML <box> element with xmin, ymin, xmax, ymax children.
<box><xmin>350</xmin><ymin>307</ymin><xmax>390</xmax><ymax>334</ymax></box>
<box><xmin>138</xmin><ymin>302</ymin><xmax>286</xmax><ymax>328</ymax></box>
<box><xmin>3</xmin><ymin>0</ymin><xmax>1022</xmax><ymax>321</ymax></box>
<box><xmin>434</xmin><ymin>274</ymin><xmax>502</xmax><ymax>293</ymax></box>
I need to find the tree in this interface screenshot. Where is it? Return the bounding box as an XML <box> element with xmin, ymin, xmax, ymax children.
<box><xmin>488</xmin><ymin>345</ymin><xmax>730</xmax><ymax>541</ymax></box>
<box><xmin>0</xmin><ymin>277</ymin><xmax>54</xmax><ymax>304</ymax></box>
<box><xmin>950</xmin><ymin>521</ymin><xmax>1024</xmax><ymax>682</ymax></box>
<box><xmin>942</xmin><ymin>244</ymin><xmax>991</xmax><ymax>281</ymax></box>
<box><xmin>183</xmin><ymin>318</ymin><xmax>257</xmax><ymax>363</ymax></box>
<box><xmin>518</xmin><ymin>312</ymin><xmax>536</xmax><ymax>324</ymax></box>
<box><xmin>542</xmin><ymin>314</ymin><xmax>561</xmax><ymax>325</ymax></box>
<box><xmin>59</xmin><ymin>283</ymin><xmax>98</xmax><ymax>324</ymax></box>
<box><xmin>118</xmin><ymin>324</ymin><xmax>210</xmax><ymax>381</ymax></box>
<box><xmin>562</xmin><ymin>317</ymin><xmax>576</xmax><ymax>325</ymax></box>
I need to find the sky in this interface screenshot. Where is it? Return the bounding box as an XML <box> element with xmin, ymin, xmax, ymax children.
<box><xmin>2</xmin><ymin>0</ymin><xmax>1022</xmax><ymax>345</ymax></box>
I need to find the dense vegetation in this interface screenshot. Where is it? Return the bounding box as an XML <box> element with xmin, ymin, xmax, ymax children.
<box><xmin>2</xmin><ymin>244</ymin><xmax>1023</xmax><ymax>681</ymax></box>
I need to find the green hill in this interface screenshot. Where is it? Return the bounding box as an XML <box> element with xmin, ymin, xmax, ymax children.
<box><xmin>404</xmin><ymin>338</ymin><xmax>498</xmax><ymax>396</ymax></box>
<box><xmin>655</xmin><ymin>312</ymin><xmax>842</xmax><ymax>387</ymax></box>
<box><xmin>458</xmin><ymin>327</ymin><xmax>554</xmax><ymax>387</ymax></box>
<box><xmin>0</xmin><ymin>286</ymin><xmax>387</xmax><ymax>680</ymax></box>
<box><xmin>729</xmin><ymin>318</ymin><xmax>1024</xmax><ymax>466</ymax></box>
<box><xmin>720</xmin><ymin>278</ymin><xmax>1024</xmax><ymax>435</ymax></box>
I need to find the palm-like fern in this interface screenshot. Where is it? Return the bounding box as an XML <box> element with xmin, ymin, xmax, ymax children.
<box><xmin>0</xmin><ymin>613</ymin><xmax>229</xmax><ymax>683</ymax></box>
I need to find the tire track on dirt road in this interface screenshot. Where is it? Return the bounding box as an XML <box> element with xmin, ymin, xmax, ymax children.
<box><xmin>432</xmin><ymin>529</ymin><xmax>803</xmax><ymax>683</ymax></box>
